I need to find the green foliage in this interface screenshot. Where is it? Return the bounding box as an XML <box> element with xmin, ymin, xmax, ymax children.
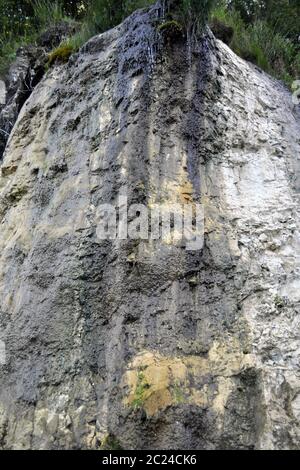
<box><xmin>0</xmin><ymin>1</ymin><xmax>87</xmax><ymax>76</ymax></box>
<box><xmin>170</xmin><ymin>0</ymin><xmax>217</xmax><ymax>35</ymax></box>
<box><xmin>227</xmin><ymin>0</ymin><xmax>263</xmax><ymax>24</ymax></box>
<box><xmin>0</xmin><ymin>0</ymin><xmax>299</xmax><ymax>88</ymax></box>
<box><xmin>210</xmin><ymin>0</ymin><xmax>300</xmax><ymax>87</ymax></box>
<box><xmin>180</xmin><ymin>0</ymin><xmax>217</xmax><ymax>24</ymax></box>
<box><xmin>83</xmin><ymin>0</ymin><xmax>123</xmax><ymax>35</ymax></box>
<box><xmin>0</xmin><ymin>0</ymin><xmax>32</xmax><ymax>36</ymax></box>
<box><xmin>62</xmin><ymin>25</ymin><xmax>91</xmax><ymax>52</ymax></box>
<box><xmin>258</xmin><ymin>0</ymin><xmax>300</xmax><ymax>45</ymax></box>
<box><xmin>82</xmin><ymin>0</ymin><xmax>154</xmax><ymax>37</ymax></box>
<box><xmin>60</xmin><ymin>0</ymin><xmax>155</xmax><ymax>57</ymax></box>
<box><xmin>0</xmin><ymin>0</ymin><xmax>35</xmax><ymax>76</ymax></box>
<box><xmin>0</xmin><ymin>30</ymin><xmax>38</xmax><ymax>77</ymax></box>
<box><xmin>47</xmin><ymin>42</ymin><xmax>74</xmax><ymax>67</ymax></box>
<box><xmin>131</xmin><ymin>371</ymin><xmax>150</xmax><ymax>409</ymax></box>
<box><xmin>172</xmin><ymin>381</ymin><xmax>185</xmax><ymax>404</ymax></box>
<box><xmin>124</xmin><ymin>0</ymin><xmax>153</xmax><ymax>15</ymax></box>
<box><xmin>31</xmin><ymin>1</ymin><xmax>67</xmax><ymax>28</ymax></box>
<box><xmin>0</xmin><ymin>35</ymin><xmax>19</xmax><ymax>76</ymax></box>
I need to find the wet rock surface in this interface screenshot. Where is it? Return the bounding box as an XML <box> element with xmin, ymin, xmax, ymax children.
<box><xmin>0</xmin><ymin>3</ymin><xmax>299</xmax><ymax>449</ymax></box>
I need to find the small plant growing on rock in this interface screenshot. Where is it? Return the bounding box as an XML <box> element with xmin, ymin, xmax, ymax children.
<box><xmin>158</xmin><ymin>19</ymin><xmax>184</xmax><ymax>41</ymax></box>
<box><xmin>172</xmin><ymin>381</ymin><xmax>185</xmax><ymax>404</ymax></box>
<box><xmin>47</xmin><ymin>43</ymin><xmax>74</xmax><ymax>67</ymax></box>
<box><xmin>131</xmin><ymin>371</ymin><xmax>151</xmax><ymax>409</ymax></box>
<box><xmin>100</xmin><ymin>434</ymin><xmax>123</xmax><ymax>450</ymax></box>
<box><xmin>274</xmin><ymin>295</ymin><xmax>286</xmax><ymax>309</ymax></box>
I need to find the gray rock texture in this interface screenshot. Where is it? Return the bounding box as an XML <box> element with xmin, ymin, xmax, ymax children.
<box><xmin>0</xmin><ymin>21</ymin><xmax>78</xmax><ymax>160</ymax></box>
<box><xmin>0</xmin><ymin>2</ymin><xmax>299</xmax><ymax>449</ymax></box>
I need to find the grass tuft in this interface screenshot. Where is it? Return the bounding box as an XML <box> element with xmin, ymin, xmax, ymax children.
<box><xmin>32</xmin><ymin>0</ymin><xmax>67</xmax><ymax>28</ymax></box>
<box><xmin>47</xmin><ymin>43</ymin><xmax>74</xmax><ymax>67</ymax></box>
<box><xmin>131</xmin><ymin>371</ymin><xmax>151</xmax><ymax>409</ymax></box>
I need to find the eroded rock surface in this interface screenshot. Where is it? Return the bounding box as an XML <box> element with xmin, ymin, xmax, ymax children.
<box><xmin>0</xmin><ymin>2</ymin><xmax>299</xmax><ymax>449</ymax></box>
<box><xmin>0</xmin><ymin>21</ymin><xmax>78</xmax><ymax>160</ymax></box>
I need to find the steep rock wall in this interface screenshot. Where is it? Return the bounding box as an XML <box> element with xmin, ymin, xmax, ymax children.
<box><xmin>0</xmin><ymin>3</ymin><xmax>299</xmax><ymax>449</ymax></box>
<box><xmin>0</xmin><ymin>21</ymin><xmax>78</xmax><ymax>160</ymax></box>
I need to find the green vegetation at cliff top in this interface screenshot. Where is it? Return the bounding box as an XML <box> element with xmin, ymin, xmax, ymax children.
<box><xmin>0</xmin><ymin>1</ymin><xmax>299</xmax><ymax>87</ymax></box>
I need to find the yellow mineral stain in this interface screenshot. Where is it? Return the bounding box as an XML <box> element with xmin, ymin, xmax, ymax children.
<box><xmin>123</xmin><ymin>341</ymin><xmax>255</xmax><ymax>417</ymax></box>
<box><xmin>180</xmin><ymin>180</ymin><xmax>194</xmax><ymax>204</ymax></box>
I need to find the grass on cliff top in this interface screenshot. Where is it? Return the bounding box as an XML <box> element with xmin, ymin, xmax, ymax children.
<box><xmin>0</xmin><ymin>1</ymin><xmax>156</xmax><ymax>74</ymax></box>
<box><xmin>1</xmin><ymin>0</ymin><xmax>299</xmax><ymax>88</ymax></box>
<box><xmin>0</xmin><ymin>0</ymin><xmax>71</xmax><ymax>77</ymax></box>
<box><xmin>210</xmin><ymin>2</ymin><xmax>300</xmax><ymax>88</ymax></box>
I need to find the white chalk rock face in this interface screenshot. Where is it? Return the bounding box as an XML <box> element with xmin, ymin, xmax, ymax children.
<box><xmin>0</xmin><ymin>3</ymin><xmax>299</xmax><ymax>449</ymax></box>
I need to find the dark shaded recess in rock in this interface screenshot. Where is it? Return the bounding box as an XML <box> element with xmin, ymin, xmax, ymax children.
<box><xmin>210</xmin><ymin>18</ymin><xmax>234</xmax><ymax>46</ymax></box>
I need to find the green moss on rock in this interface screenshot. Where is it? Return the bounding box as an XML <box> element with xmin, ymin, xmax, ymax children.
<box><xmin>100</xmin><ymin>434</ymin><xmax>123</xmax><ymax>451</ymax></box>
<box><xmin>157</xmin><ymin>20</ymin><xmax>184</xmax><ymax>41</ymax></box>
<box><xmin>47</xmin><ymin>43</ymin><xmax>74</xmax><ymax>67</ymax></box>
